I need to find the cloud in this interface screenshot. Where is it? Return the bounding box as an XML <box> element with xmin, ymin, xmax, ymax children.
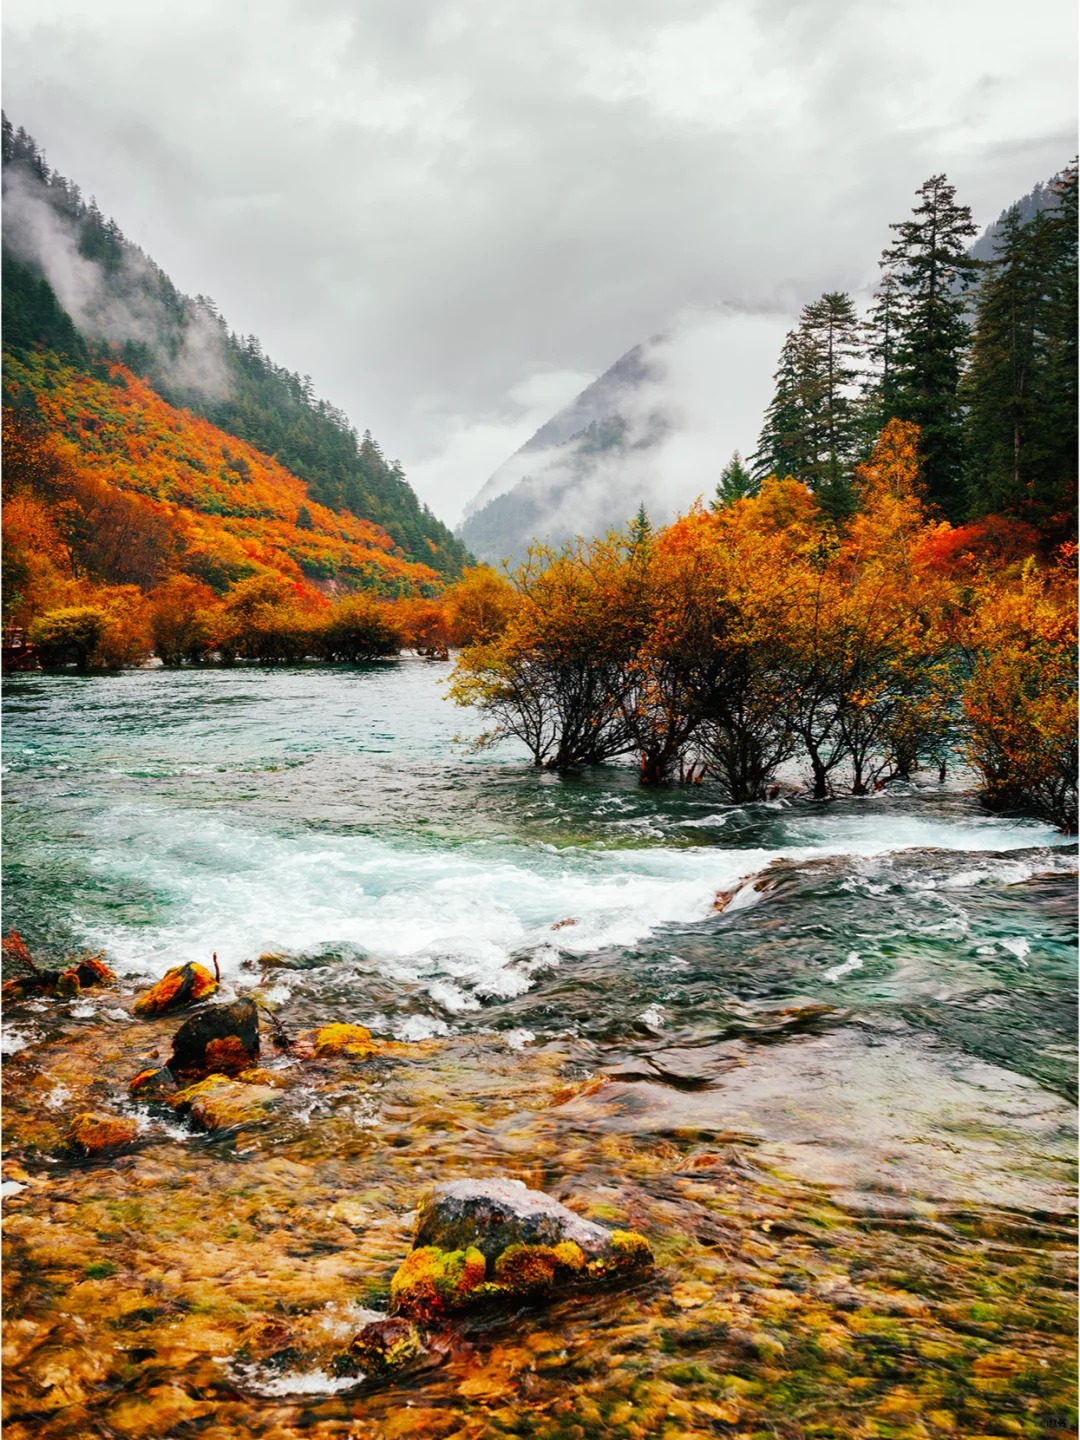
<box><xmin>460</xmin><ymin>305</ymin><xmax>793</xmax><ymax>559</ymax></box>
<box><xmin>3</xmin><ymin>163</ymin><xmax>232</xmax><ymax>400</ymax></box>
<box><xmin>3</xmin><ymin>0</ymin><xmax>1075</xmax><ymax>524</ymax></box>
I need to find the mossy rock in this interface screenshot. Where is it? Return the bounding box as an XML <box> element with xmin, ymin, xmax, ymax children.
<box><xmin>128</xmin><ymin>1065</ymin><xmax>178</xmax><ymax>1100</ymax></box>
<box><xmin>389</xmin><ymin>1178</ymin><xmax>653</xmax><ymax>1320</ymax></box>
<box><xmin>169</xmin><ymin>998</ymin><xmax>258</xmax><ymax>1079</ymax></box>
<box><xmin>313</xmin><ymin>1023</ymin><xmax>379</xmax><ymax>1059</ymax></box>
<box><xmin>168</xmin><ymin>1074</ymin><xmax>278</xmax><ymax>1132</ymax></box>
<box><xmin>68</xmin><ymin>1112</ymin><xmax>138</xmax><ymax>1156</ymax></box>
<box><xmin>334</xmin><ymin>1317</ymin><xmax>426</xmax><ymax>1378</ymax></box>
<box><xmin>389</xmin><ymin>1244</ymin><xmax>487</xmax><ymax>1322</ymax></box>
<box><xmin>133</xmin><ymin>962</ymin><xmax>218</xmax><ymax>1017</ymax></box>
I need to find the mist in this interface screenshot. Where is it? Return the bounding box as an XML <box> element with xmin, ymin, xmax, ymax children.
<box><xmin>3</xmin><ymin>162</ymin><xmax>232</xmax><ymax>402</ymax></box>
<box><xmin>459</xmin><ymin>305</ymin><xmax>794</xmax><ymax>563</ymax></box>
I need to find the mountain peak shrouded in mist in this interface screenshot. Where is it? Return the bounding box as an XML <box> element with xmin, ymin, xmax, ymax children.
<box><xmin>459</xmin><ymin>306</ymin><xmax>794</xmax><ymax>568</ymax></box>
<box><xmin>460</xmin><ymin>166</ymin><xmax>1074</xmax><ymax>570</ymax></box>
<box><xmin>1</xmin><ymin>115</ymin><xmax>470</xmax><ymax>578</ymax></box>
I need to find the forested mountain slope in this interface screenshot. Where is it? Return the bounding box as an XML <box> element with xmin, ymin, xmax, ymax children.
<box><xmin>2</xmin><ymin>115</ymin><xmax>469</xmax><ymax>582</ymax></box>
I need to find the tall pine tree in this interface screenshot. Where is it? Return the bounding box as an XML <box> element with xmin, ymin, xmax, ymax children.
<box><xmin>860</xmin><ymin>265</ymin><xmax>903</xmax><ymax>449</ymax></box>
<box><xmin>882</xmin><ymin>174</ymin><xmax>980</xmax><ymax>518</ymax></box>
<box><xmin>963</xmin><ymin>164</ymin><xmax>1077</xmax><ymax>533</ymax></box>
<box><xmin>751</xmin><ymin>292</ymin><xmax>861</xmax><ymax>516</ymax></box>
<box><xmin>1031</xmin><ymin>164</ymin><xmax>1078</xmax><ymax>536</ymax></box>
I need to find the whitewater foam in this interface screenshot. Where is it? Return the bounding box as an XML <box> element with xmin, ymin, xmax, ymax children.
<box><xmin>69</xmin><ymin>799</ymin><xmax>1066</xmax><ymax>1018</ymax></box>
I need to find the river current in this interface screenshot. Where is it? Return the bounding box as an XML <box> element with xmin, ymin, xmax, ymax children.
<box><xmin>2</xmin><ymin>661</ymin><xmax>1076</xmax><ymax>1437</ymax></box>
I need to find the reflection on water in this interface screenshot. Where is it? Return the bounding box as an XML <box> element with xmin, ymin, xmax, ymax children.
<box><xmin>2</xmin><ymin>664</ymin><xmax>1076</xmax><ymax>1437</ymax></box>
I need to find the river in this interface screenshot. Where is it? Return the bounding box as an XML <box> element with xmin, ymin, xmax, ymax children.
<box><xmin>2</xmin><ymin>661</ymin><xmax>1076</xmax><ymax>1438</ymax></box>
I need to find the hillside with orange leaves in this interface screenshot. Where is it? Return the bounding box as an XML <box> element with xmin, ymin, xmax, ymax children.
<box><xmin>4</xmin><ymin>349</ymin><xmax>444</xmax><ymax>598</ymax></box>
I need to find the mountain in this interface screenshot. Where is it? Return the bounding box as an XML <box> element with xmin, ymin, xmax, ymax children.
<box><xmin>459</xmin><ymin>307</ymin><xmax>792</xmax><ymax>567</ymax></box>
<box><xmin>460</xmin><ymin>170</ymin><xmax>1072</xmax><ymax>568</ymax></box>
<box><xmin>969</xmin><ymin>174</ymin><xmax>1067</xmax><ymax>263</ymax></box>
<box><xmin>1</xmin><ymin>115</ymin><xmax>470</xmax><ymax>592</ymax></box>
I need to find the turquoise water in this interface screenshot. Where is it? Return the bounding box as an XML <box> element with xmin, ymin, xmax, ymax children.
<box><xmin>4</xmin><ymin>661</ymin><xmax>1075</xmax><ymax>1114</ymax></box>
<box><xmin>3</xmin><ymin>661</ymin><xmax>1077</xmax><ymax>1427</ymax></box>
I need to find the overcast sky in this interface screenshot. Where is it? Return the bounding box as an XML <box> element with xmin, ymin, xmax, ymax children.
<box><xmin>4</xmin><ymin>0</ymin><xmax>1076</xmax><ymax>524</ymax></box>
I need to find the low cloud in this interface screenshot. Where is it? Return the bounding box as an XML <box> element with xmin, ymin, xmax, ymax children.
<box><xmin>3</xmin><ymin>163</ymin><xmax>232</xmax><ymax>401</ymax></box>
<box><xmin>460</xmin><ymin>305</ymin><xmax>792</xmax><ymax>560</ymax></box>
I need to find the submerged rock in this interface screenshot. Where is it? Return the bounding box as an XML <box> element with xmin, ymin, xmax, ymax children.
<box><xmin>2</xmin><ymin>953</ymin><xmax>115</xmax><ymax>1002</ymax></box>
<box><xmin>68</xmin><ymin>1112</ymin><xmax>138</xmax><ymax>1156</ymax></box>
<box><xmin>334</xmin><ymin>1317</ymin><xmax>426</xmax><ymax>1379</ymax></box>
<box><xmin>312</xmin><ymin>1023</ymin><xmax>379</xmax><ymax>1059</ymax></box>
<box><xmin>133</xmin><ymin>962</ymin><xmax>218</xmax><ymax>1017</ymax></box>
<box><xmin>129</xmin><ymin>1065</ymin><xmax>179</xmax><ymax>1100</ymax></box>
<box><xmin>168</xmin><ymin>1074</ymin><xmax>278</xmax><ymax>1131</ymax></box>
<box><xmin>169</xmin><ymin>998</ymin><xmax>259</xmax><ymax>1079</ymax></box>
<box><xmin>389</xmin><ymin>1178</ymin><xmax>652</xmax><ymax>1322</ymax></box>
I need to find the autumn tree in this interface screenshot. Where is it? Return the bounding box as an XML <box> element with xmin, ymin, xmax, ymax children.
<box><xmin>149</xmin><ymin>575</ymin><xmax>222</xmax><ymax>665</ymax></box>
<box><xmin>450</xmin><ymin>533</ymin><xmax>643</xmax><ymax>769</ymax></box>
<box><xmin>445</xmin><ymin>565</ymin><xmax>517</xmax><ymax>647</ymax></box>
<box><xmin>960</xmin><ymin>553</ymin><xmax>1077</xmax><ymax>830</ymax></box>
<box><xmin>320</xmin><ymin>593</ymin><xmax>403</xmax><ymax>662</ymax></box>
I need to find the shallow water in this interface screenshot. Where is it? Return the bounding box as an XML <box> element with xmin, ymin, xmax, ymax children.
<box><xmin>2</xmin><ymin>662</ymin><xmax>1076</xmax><ymax>1438</ymax></box>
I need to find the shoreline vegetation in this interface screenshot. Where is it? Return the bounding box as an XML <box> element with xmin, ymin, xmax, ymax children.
<box><xmin>7</xmin><ymin>419</ymin><xmax>1076</xmax><ymax>832</ymax></box>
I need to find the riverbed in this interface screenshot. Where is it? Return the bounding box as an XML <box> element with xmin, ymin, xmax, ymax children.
<box><xmin>2</xmin><ymin>662</ymin><xmax>1076</xmax><ymax>1438</ymax></box>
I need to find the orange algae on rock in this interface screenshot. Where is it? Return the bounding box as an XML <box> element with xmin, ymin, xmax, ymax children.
<box><xmin>169</xmin><ymin>998</ymin><xmax>259</xmax><ymax>1079</ymax></box>
<box><xmin>128</xmin><ymin>1065</ymin><xmax>178</xmax><ymax>1099</ymax></box>
<box><xmin>389</xmin><ymin>1244</ymin><xmax>487</xmax><ymax>1322</ymax></box>
<box><xmin>313</xmin><ymin>1023</ymin><xmax>379</xmax><ymax>1059</ymax></box>
<box><xmin>203</xmin><ymin>1035</ymin><xmax>254</xmax><ymax>1075</ymax></box>
<box><xmin>74</xmin><ymin>954</ymin><xmax>116</xmax><ymax>988</ymax></box>
<box><xmin>491</xmin><ymin>1239</ymin><xmax>586</xmax><ymax>1293</ymax></box>
<box><xmin>133</xmin><ymin>962</ymin><xmax>218</xmax><ymax>1017</ymax></box>
<box><xmin>68</xmin><ymin>1112</ymin><xmax>138</xmax><ymax>1156</ymax></box>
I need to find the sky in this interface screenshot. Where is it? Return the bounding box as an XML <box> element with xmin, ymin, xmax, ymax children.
<box><xmin>3</xmin><ymin>0</ymin><xmax>1076</xmax><ymax>526</ymax></box>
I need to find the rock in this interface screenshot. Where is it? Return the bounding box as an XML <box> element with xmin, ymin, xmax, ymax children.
<box><xmin>129</xmin><ymin>1065</ymin><xmax>179</xmax><ymax>1100</ymax></box>
<box><xmin>133</xmin><ymin>962</ymin><xmax>218</xmax><ymax>1018</ymax></box>
<box><xmin>168</xmin><ymin>1074</ymin><xmax>278</xmax><ymax>1131</ymax></box>
<box><xmin>2</xmin><ymin>963</ymin><xmax>100</xmax><ymax>1000</ymax></box>
<box><xmin>312</xmin><ymin>1023</ymin><xmax>378</xmax><ymax>1059</ymax></box>
<box><xmin>53</xmin><ymin>968</ymin><xmax>81</xmax><ymax>998</ymax></box>
<box><xmin>68</xmin><ymin>1112</ymin><xmax>138</xmax><ymax>1156</ymax></box>
<box><xmin>334</xmin><ymin>1317</ymin><xmax>426</xmax><ymax>1378</ymax></box>
<box><xmin>236</xmin><ymin>1066</ymin><xmax>290</xmax><ymax>1089</ymax></box>
<box><xmin>169</xmin><ymin>998</ymin><xmax>259</xmax><ymax>1079</ymax></box>
<box><xmin>73</xmin><ymin>954</ymin><xmax>116</xmax><ymax>988</ymax></box>
<box><xmin>389</xmin><ymin>1178</ymin><xmax>652</xmax><ymax>1321</ymax></box>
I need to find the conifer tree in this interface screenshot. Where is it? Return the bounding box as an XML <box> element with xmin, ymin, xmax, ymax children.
<box><xmin>751</xmin><ymin>293</ymin><xmax>860</xmax><ymax>516</ymax></box>
<box><xmin>751</xmin><ymin>326</ymin><xmax>817</xmax><ymax>483</ymax></box>
<box><xmin>963</xmin><ymin>164</ymin><xmax>1077</xmax><ymax>532</ymax></box>
<box><xmin>859</xmin><ymin>266</ymin><xmax>903</xmax><ymax>448</ymax></box>
<box><xmin>1031</xmin><ymin>164</ymin><xmax>1078</xmax><ymax>534</ymax></box>
<box><xmin>713</xmin><ymin>451</ymin><xmax>757</xmax><ymax>508</ymax></box>
<box><xmin>962</xmin><ymin>204</ymin><xmax>1050</xmax><ymax>514</ymax></box>
<box><xmin>802</xmin><ymin>291</ymin><xmax>862</xmax><ymax>516</ymax></box>
<box><xmin>882</xmin><ymin>174</ymin><xmax>980</xmax><ymax>518</ymax></box>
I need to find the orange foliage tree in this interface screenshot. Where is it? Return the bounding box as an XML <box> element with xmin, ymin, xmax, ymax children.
<box><xmin>450</xmin><ymin>419</ymin><xmax>1075</xmax><ymax>826</ymax></box>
